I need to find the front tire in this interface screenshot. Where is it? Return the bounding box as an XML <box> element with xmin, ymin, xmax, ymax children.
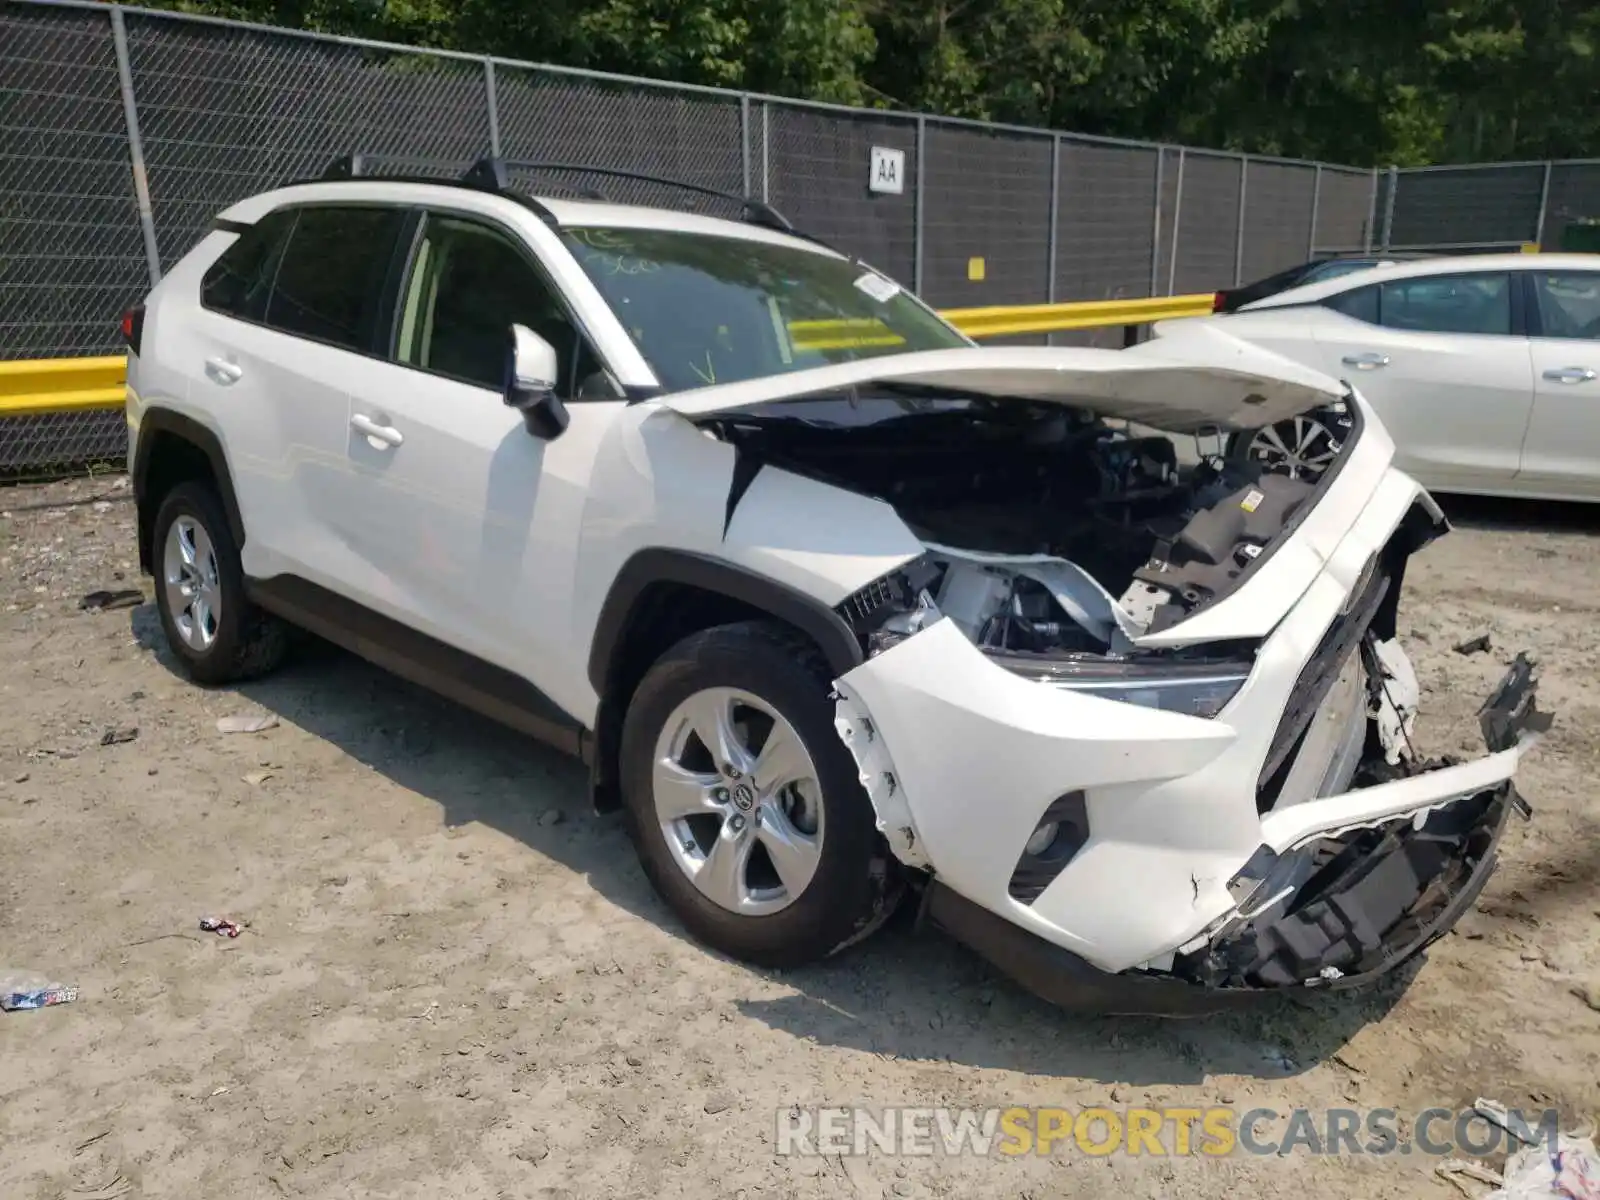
<box><xmin>152</xmin><ymin>482</ymin><xmax>288</xmax><ymax>684</ymax></box>
<box><xmin>619</xmin><ymin>620</ymin><xmax>894</xmax><ymax>968</ymax></box>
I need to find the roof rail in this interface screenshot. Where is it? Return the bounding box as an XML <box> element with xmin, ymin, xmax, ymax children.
<box><xmin>489</xmin><ymin>159</ymin><xmax>802</xmax><ymax>237</ymax></box>
<box><xmin>307</xmin><ymin>152</ymin><xmax>558</xmax><ymax>225</ymax></box>
<box><xmin>306</xmin><ymin>153</ymin><xmax>825</xmax><ymax>247</ymax></box>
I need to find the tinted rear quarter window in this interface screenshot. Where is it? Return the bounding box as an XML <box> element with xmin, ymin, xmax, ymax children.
<box><xmin>201</xmin><ymin>209</ymin><xmax>296</xmax><ymax>321</ymax></box>
<box><xmin>265</xmin><ymin>206</ymin><xmax>407</xmax><ymax>352</ymax></box>
<box><xmin>1323</xmin><ymin>285</ymin><xmax>1378</xmax><ymax>324</ymax></box>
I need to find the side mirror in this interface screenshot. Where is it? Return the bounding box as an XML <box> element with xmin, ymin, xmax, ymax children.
<box><xmin>504</xmin><ymin>324</ymin><xmax>570</xmax><ymax>440</ymax></box>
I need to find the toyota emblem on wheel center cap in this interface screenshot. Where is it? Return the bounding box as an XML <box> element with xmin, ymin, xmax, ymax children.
<box><xmin>731</xmin><ymin>782</ymin><xmax>756</xmax><ymax>812</ymax></box>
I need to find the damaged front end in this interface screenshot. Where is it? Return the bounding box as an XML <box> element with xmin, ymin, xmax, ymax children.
<box><xmin>815</xmin><ymin>424</ymin><xmax>1550</xmax><ymax>1013</ymax></box>
<box><xmin>1179</xmin><ymin>654</ymin><xmax>1547</xmax><ymax>996</ymax></box>
<box><xmin>667</xmin><ymin>342</ymin><xmax>1548</xmax><ymax>1014</ymax></box>
<box><xmin>844</xmin><ymin>641</ymin><xmax>1548</xmax><ymax>1017</ymax></box>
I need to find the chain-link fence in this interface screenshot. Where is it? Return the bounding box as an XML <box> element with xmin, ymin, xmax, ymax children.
<box><xmin>1376</xmin><ymin>161</ymin><xmax>1600</xmax><ymax>253</ymax></box>
<box><xmin>3</xmin><ymin>0</ymin><xmax>1391</xmax><ymax>470</ymax></box>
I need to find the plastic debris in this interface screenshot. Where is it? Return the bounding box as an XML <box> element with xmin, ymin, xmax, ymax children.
<box><xmin>199</xmin><ymin>917</ymin><xmax>243</xmax><ymax>938</ymax></box>
<box><xmin>1489</xmin><ymin>1134</ymin><xmax>1600</xmax><ymax>1199</ymax></box>
<box><xmin>1455</xmin><ymin>632</ymin><xmax>1493</xmax><ymax>656</ymax></box>
<box><xmin>1438</xmin><ymin>1158</ymin><xmax>1504</xmax><ymax>1198</ymax></box>
<box><xmin>99</xmin><ymin>726</ymin><xmax>139</xmax><ymax>746</ymax></box>
<box><xmin>1475</xmin><ymin>1097</ymin><xmax>1546</xmax><ymax>1146</ymax></box>
<box><xmin>79</xmin><ymin>589</ymin><xmax>144</xmax><ymax>612</ymax></box>
<box><xmin>1</xmin><ymin>972</ymin><xmax>79</xmax><ymax>1011</ymax></box>
<box><xmin>216</xmin><ymin>714</ymin><xmax>279</xmax><ymax>734</ymax></box>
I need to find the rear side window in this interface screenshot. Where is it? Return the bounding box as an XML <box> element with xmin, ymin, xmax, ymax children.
<box><xmin>265</xmin><ymin>206</ymin><xmax>407</xmax><ymax>353</ymax></box>
<box><xmin>201</xmin><ymin>209</ymin><xmax>295</xmax><ymax>322</ymax></box>
<box><xmin>1323</xmin><ymin>285</ymin><xmax>1378</xmax><ymax>323</ymax></box>
<box><xmin>1379</xmin><ymin>272</ymin><xmax>1512</xmax><ymax>336</ymax></box>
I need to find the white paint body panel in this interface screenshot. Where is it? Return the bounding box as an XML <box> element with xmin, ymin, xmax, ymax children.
<box><xmin>1519</xmin><ymin>333</ymin><xmax>1600</xmax><ymax>497</ymax></box>
<box><xmin>656</xmin><ymin>332</ymin><xmax>1344</xmax><ymax>432</ymax></box>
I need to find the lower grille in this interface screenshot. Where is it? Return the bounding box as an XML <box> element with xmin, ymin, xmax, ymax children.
<box><xmin>1257</xmin><ymin>560</ymin><xmax>1389</xmax><ymax>801</ymax></box>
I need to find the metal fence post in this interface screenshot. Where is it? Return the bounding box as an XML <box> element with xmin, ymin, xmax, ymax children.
<box><xmin>1149</xmin><ymin>147</ymin><xmax>1165</xmax><ymax>297</ymax></box>
<box><xmin>1166</xmin><ymin>148</ymin><xmax>1186</xmax><ymax>296</ymax></box>
<box><xmin>740</xmin><ymin>96</ymin><xmax>752</xmax><ymax>197</ymax></box>
<box><xmin>760</xmin><ymin>102</ymin><xmax>770</xmax><ymax>203</ymax></box>
<box><xmin>1381</xmin><ymin>165</ymin><xmax>1399</xmax><ymax>251</ymax></box>
<box><xmin>1364</xmin><ymin>168</ymin><xmax>1379</xmax><ymax>252</ymax></box>
<box><xmin>913</xmin><ymin>116</ymin><xmax>927</xmax><ymax>295</ymax></box>
<box><xmin>109</xmin><ymin>5</ymin><xmax>162</xmax><ymax>286</ymax></box>
<box><xmin>1307</xmin><ymin>164</ymin><xmax>1322</xmax><ymax>258</ymax></box>
<box><xmin>1535</xmin><ymin>160</ymin><xmax>1553</xmax><ymax>246</ymax></box>
<box><xmin>1045</xmin><ymin>135</ymin><xmax>1061</xmax><ymax>345</ymax></box>
<box><xmin>1234</xmin><ymin>155</ymin><xmax>1249</xmax><ymax>285</ymax></box>
<box><xmin>1046</xmin><ymin>135</ymin><xmax>1060</xmax><ymax>305</ymax></box>
<box><xmin>483</xmin><ymin>59</ymin><xmax>501</xmax><ymax>157</ymax></box>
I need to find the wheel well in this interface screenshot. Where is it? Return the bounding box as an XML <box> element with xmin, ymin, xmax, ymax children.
<box><xmin>136</xmin><ymin>432</ymin><xmax>218</xmax><ymax>573</ymax></box>
<box><xmin>587</xmin><ymin>582</ymin><xmax>827</xmax><ymax>813</ymax></box>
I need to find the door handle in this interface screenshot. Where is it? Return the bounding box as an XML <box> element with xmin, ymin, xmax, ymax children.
<box><xmin>1341</xmin><ymin>352</ymin><xmax>1390</xmax><ymax>370</ymax></box>
<box><xmin>1542</xmin><ymin>366</ymin><xmax>1597</xmax><ymax>384</ymax></box>
<box><xmin>350</xmin><ymin>413</ymin><xmax>404</xmax><ymax>448</ymax></box>
<box><xmin>204</xmin><ymin>356</ymin><xmax>243</xmax><ymax>384</ymax></box>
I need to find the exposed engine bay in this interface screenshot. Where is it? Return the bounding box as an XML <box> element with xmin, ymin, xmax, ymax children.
<box><xmin>709</xmin><ymin>392</ymin><xmax>1344</xmax><ymax>655</ymax></box>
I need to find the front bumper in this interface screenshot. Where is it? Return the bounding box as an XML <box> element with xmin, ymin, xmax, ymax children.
<box><xmin>890</xmin><ymin>654</ymin><xmax>1546</xmax><ymax>1016</ymax></box>
<box><xmin>831</xmin><ymin>455</ymin><xmax>1549</xmax><ymax>1013</ymax></box>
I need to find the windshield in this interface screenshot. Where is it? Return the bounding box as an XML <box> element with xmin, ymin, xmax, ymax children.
<box><xmin>560</xmin><ymin>227</ymin><xmax>968</xmax><ymax>391</ymax></box>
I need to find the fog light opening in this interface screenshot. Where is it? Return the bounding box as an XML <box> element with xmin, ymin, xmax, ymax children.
<box><xmin>1024</xmin><ymin>821</ymin><xmax>1060</xmax><ymax>857</ymax></box>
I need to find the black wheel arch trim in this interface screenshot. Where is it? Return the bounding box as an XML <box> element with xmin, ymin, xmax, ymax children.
<box><xmin>133</xmin><ymin>408</ymin><xmax>247</xmax><ymax>573</ymax></box>
<box><xmin>586</xmin><ymin>548</ymin><xmax>866</xmax><ymax>697</ymax></box>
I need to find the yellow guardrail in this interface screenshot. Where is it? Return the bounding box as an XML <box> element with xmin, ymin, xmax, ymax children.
<box><xmin>0</xmin><ymin>294</ymin><xmax>1215</xmax><ymax>419</ymax></box>
<box><xmin>0</xmin><ymin>356</ymin><xmax>127</xmax><ymax>418</ymax></box>
<box><xmin>942</xmin><ymin>293</ymin><xmax>1216</xmax><ymax>339</ymax></box>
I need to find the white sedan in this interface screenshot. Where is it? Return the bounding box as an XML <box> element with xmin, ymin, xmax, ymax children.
<box><xmin>1153</xmin><ymin>253</ymin><xmax>1600</xmax><ymax>501</ymax></box>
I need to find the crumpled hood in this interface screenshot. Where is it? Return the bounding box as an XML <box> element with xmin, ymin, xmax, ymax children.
<box><xmin>652</xmin><ymin>322</ymin><xmax>1346</xmax><ymax>433</ymax></box>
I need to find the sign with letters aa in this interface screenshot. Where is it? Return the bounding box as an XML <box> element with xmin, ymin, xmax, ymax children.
<box><xmin>869</xmin><ymin>147</ymin><xmax>905</xmax><ymax>195</ymax></box>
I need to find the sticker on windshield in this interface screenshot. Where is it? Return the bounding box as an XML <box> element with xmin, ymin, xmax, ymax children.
<box><xmin>854</xmin><ymin>272</ymin><xmax>901</xmax><ymax>303</ymax></box>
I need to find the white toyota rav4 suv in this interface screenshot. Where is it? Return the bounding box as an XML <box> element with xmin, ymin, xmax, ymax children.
<box><xmin>124</xmin><ymin>156</ymin><xmax>1546</xmax><ymax>1014</ymax></box>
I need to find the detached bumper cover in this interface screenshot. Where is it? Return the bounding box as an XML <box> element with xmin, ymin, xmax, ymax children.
<box><xmin>918</xmin><ymin>654</ymin><xmax>1549</xmax><ymax>1015</ymax></box>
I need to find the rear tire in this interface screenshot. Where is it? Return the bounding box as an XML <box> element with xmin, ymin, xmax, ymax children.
<box><xmin>619</xmin><ymin>620</ymin><xmax>895</xmax><ymax>968</ymax></box>
<box><xmin>151</xmin><ymin>482</ymin><xmax>288</xmax><ymax>684</ymax></box>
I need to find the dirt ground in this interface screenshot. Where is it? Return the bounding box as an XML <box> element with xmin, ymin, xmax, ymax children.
<box><xmin>1</xmin><ymin>474</ymin><xmax>1597</xmax><ymax>1200</ymax></box>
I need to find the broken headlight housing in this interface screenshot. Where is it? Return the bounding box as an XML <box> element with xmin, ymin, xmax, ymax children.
<box><xmin>989</xmin><ymin>654</ymin><xmax>1253</xmax><ymax>719</ymax></box>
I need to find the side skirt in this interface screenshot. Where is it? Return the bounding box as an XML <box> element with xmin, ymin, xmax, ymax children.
<box><xmin>247</xmin><ymin>575</ymin><xmax>589</xmax><ymax>761</ymax></box>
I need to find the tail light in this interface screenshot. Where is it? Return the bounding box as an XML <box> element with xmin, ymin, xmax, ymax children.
<box><xmin>121</xmin><ymin>304</ymin><xmax>145</xmax><ymax>355</ymax></box>
<box><xmin>1211</xmin><ymin>291</ymin><xmax>1228</xmax><ymax>313</ymax></box>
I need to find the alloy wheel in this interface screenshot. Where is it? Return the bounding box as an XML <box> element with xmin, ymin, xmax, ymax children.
<box><xmin>163</xmin><ymin>514</ymin><xmax>222</xmax><ymax>652</ymax></box>
<box><xmin>1246</xmin><ymin>414</ymin><xmax>1341</xmax><ymax>481</ymax></box>
<box><xmin>651</xmin><ymin>686</ymin><xmax>825</xmax><ymax>916</ymax></box>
